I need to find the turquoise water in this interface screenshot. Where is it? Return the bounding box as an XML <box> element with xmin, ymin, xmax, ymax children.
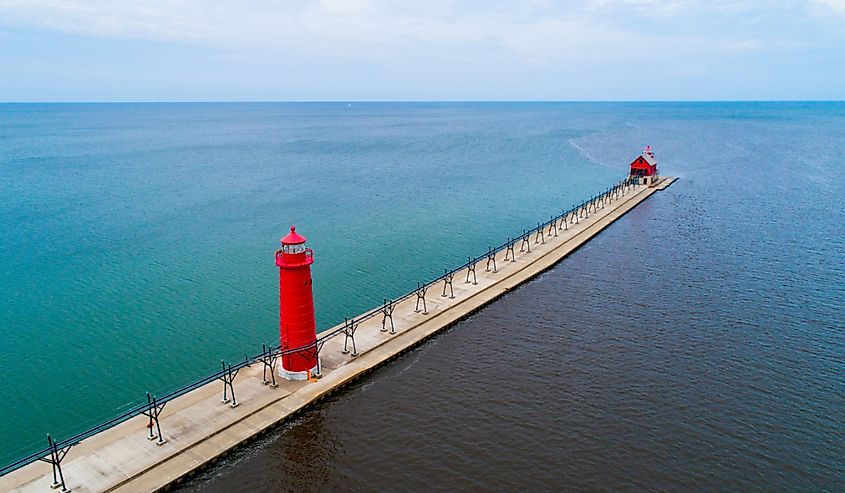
<box><xmin>1</xmin><ymin>103</ymin><xmax>622</xmax><ymax>463</ymax></box>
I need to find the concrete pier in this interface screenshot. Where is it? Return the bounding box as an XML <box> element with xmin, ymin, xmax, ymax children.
<box><xmin>1</xmin><ymin>177</ymin><xmax>676</xmax><ymax>493</ymax></box>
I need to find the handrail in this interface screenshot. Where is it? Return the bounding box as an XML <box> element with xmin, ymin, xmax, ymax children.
<box><xmin>0</xmin><ymin>176</ymin><xmax>637</xmax><ymax>477</ymax></box>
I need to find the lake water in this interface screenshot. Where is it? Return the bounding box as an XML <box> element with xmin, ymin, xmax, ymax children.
<box><xmin>1</xmin><ymin>102</ymin><xmax>843</xmax><ymax>490</ymax></box>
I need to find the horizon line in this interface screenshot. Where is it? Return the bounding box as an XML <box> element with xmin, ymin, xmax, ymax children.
<box><xmin>2</xmin><ymin>99</ymin><xmax>844</xmax><ymax>104</ymax></box>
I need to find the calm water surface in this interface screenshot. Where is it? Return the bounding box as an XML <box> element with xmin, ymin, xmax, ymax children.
<box><xmin>2</xmin><ymin>103</ymin><xmax>843</xmax><ymax>490</ymax></box>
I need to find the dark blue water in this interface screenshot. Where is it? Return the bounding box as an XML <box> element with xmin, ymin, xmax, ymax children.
<box><xmin>2</xmin><ymin>103</ymin><xmax>844</xmax><ymax>490</ymax></box>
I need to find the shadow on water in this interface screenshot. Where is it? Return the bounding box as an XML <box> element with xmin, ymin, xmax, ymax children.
<box><xmin>188</xmin><ymin>410</ymin><xmax>343</xmax><ymax>493</ymax></box>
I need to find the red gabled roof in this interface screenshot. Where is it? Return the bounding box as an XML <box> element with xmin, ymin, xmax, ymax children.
<box><xmin>630</xmin><ymin>146</ymin><xmax>658</xmax><ymax>169</ymax></box>
<box><xmin>630</xmin><ymin>156</ymin><xmax>655</xmax><ymax>169</ymax></box>
<box><xmin>630</xmin><ymin>147</ymin><xmax>658</xmax><ymax>176</ymax></box>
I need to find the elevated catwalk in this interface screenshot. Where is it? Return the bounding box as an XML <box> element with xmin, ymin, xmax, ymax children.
<box><xmin>1</xmin><ymin>177</ymin><xmax>676</xmax><ymax>493</ymax></box>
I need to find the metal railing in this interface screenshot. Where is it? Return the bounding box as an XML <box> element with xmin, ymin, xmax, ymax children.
<box><xmin>0</xmin><ymin>176</ymin><xmax>640</xmax><ymax>485</ymax></box>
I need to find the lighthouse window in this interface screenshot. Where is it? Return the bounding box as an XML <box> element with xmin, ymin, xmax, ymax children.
<box><xmin>284</xmin><ymin>244</ymin><xmax>306</xmax><ymax>254</ymax></box>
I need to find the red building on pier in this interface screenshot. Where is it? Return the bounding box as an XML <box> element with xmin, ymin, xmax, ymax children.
<box><xmin>629</xmin><ymin>145</ymin><xmax>659</xmax><ymax>186</ymax></box>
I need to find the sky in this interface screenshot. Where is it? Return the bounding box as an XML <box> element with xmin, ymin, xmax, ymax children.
<box><xmin>0</xmin><ymin>0</ymin><xmax>844</xmax><ymax>101</ymax></box>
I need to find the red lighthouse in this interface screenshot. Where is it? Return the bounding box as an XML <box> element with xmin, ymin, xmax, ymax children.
<box><xmin>275</xmin><ymin>226</ymin><xmax>319</xmax><ymax>380</ymax></box>
<box><xmin>629</xmin><ymin>145</ymin><xmax>659</xmax><ymax>186</ymax></box>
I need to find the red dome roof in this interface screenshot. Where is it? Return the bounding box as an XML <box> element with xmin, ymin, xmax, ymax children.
<box><xmin>281</xmin><ymin>225</ymin><xmax>307</xmax><ymax>245</ymax></box>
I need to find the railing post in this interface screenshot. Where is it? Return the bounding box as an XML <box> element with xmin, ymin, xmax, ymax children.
<box><xmin>43</xmin><ymin>434</ymin><xmax>70</xmax><ymax>492</ymax></box>
<box><xmin>313</xmin><ymin>341</ymin><xmax>323</xmax><ymax>376</ymax></box>
<box><xmin>504</xmin><ymin>238</ymin><xmax>516</xmax><ymax>262</ymax></box>
<box><xmin>520</xmin><ymin>230</ymin><xmax>531</xmax><ymax>253</ymax></box>
<box><xmin>141</xmin><ymin>392</ymin><xmax>167</xmax><ymax>445</ymax></box>
<box><xmin>441</xmin><ymin>269</ymin><xmax>455</xmax><ymax>299</ymax></box>
<box><xmin>151</xmin><ymin>394</ymin><xmax>166</xmax><ymax>445</ymax></box>
<box><xmin>342</xmin><ymin>318</ymin><xmax>358</xmax><ymax>356</ymax></box>
<box><xmin>534</xmin><ymin>222</ymin><xmax>545</xmax><ymax>244</ymax></box>
<box><xmin>381</xmin><ymin>299</ymin><xmax>396</xmax><ymax>334</ymax></box>
<box><xmin>260</xmin><ymin>344</ymin><xmax>278</xmax><ymax>388</ymax></box>
<box><xmin>486</xmin><ymin>246</ymin><xmax>498</xmax><ymax>272</ymax></box>
<box><xmin>414</xmin><ymin>282</ymin><xmax>428</xmax><ymax>314</ymax></box>
<box><xmin>465</xmin><ymin>257</ymin><xmax>478</xmax><ymax>285</ymax></box>
<box><xmin>219</xmin><ymin>361</ymin><xmax>240</xmax><ymax>408</ymax></box>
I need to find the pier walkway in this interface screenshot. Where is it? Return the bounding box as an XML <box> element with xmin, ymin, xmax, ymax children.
<box><xmin>1</xmin><ymin>177</ymin><xmax>675</xmax><ymax>493</ymax></box>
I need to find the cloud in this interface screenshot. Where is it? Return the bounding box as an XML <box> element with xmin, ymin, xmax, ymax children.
<box><xmin>0</xmin><ymin>1</ymin><xmax>787</xmax><ymax>51</ymax></box>
<box><xmin>0</xmin><ymin>0</ymin><xmax>842</xmax><ymax>100</ymax></box>
<box><xmin>815</xmin><ymin>0</ymin><xmax>845</xmax><ymax>10</ymax></box>
<box><xmin>0</xmin><ymin>1</ymin><xmax>786</xmax><ymax>58</ymax></box>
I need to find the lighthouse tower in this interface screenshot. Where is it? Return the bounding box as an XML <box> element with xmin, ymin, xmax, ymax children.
<box><xmin>275</xmin><ymin>226</ymin><xmax>319</xmax><ymax>380</ymax></box>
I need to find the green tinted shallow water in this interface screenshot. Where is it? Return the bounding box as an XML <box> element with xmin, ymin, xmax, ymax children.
<box><xmin>0</xmin><ymin>102</ymin><xmax>621</xmax><ymax>463</ymax></box>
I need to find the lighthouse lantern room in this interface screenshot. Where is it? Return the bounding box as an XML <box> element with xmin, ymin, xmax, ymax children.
<box><xmin>629</xmin><ymin>145</ymin><xmax>659</xmax><ymax>187</ymax></box>
<box><xmin>275</xmin><ymin>226</ymin><xmax>319</xmax><ymax>380</ymax></box>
